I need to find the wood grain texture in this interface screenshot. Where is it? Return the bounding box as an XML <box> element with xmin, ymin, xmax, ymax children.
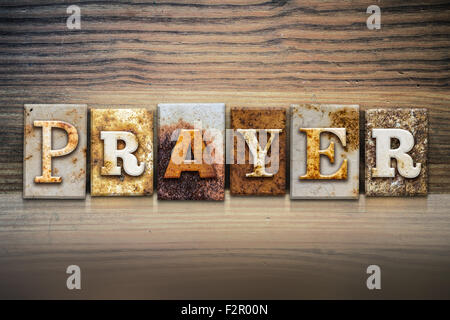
<box><xmin>0</xmin><ymin>0</ymin><xmax>449</xmax><ymax>193</ymax></box>
<box><xmin>0</xmin><ymin>0</ymin><xmax>448</xmax><ymax>88</ymax></box>
<box><xmin>0</xmin><ymin>192</ymin><xmax>449</xmax><ymax>299</ymax></box>
<box><xmin>0</xmin><ymin>1</ymin><xmax>449</xmax><ymax>299</ymax></box>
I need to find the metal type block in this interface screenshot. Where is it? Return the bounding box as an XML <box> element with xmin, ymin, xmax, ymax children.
<box><xmin>290</xmin><ymin>104</ymin><xmax>360</xmax><ymax>199</ymax></box>
<box><xmin>23</xmin><ymin>104</ymin><xmax>87</xmax><ymax>199</ymax></box>
<box><xmin>230</xmin><ymin>107</ymin><xmax>286</xmax><ymax>195</ymax></box>
<box><xmin>366</xmin><ymin>108</ymin><xmax>428</xmax><ymax>196</ymax></box>
<box><xmin>157</xmin><ymin>103</ymin><xmax>225</xmax><ymax>200</ymax></box>
<box><xmin>90</xmin><ymin>108</ymin><xmax>153</xmax><ymax>196</ymax></box>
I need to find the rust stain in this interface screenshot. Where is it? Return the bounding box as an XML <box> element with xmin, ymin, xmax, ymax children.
<box><xmin>25</xmin><ymin>124</ymin><xmax>33</xmax><ymax>137</ymax></box>
<box><xmin>230</xmin><ymin>107</ymin><xmax>286</xmax><ymax>195</ymax></box>
<box><xmin>65</xmin><ymin>109</ymin><xmax>76</xmax><ymax>116</ymax></box>
<box><xmin>157</xmin><ymin>119</ymin><xmax>225</xmax><ymax>200</ymax></box>
<box><xmin>304</xmin><ymin>104</ymin><xmax>320</xmax><ymax>111</ymax></box>
<box><xmin>74</xmin><ymin>168</ymin><xmax>85</xmax><ymax>181</ymax></box>
<box><xmin>329</xmin><ymin>107</ymin><xmax>359</xmax><ymax>152</ymax></box>
<box><xmin>101</xmin><ymin>160</ymin><xmax>115</xmax><ymax>175</ymax></box>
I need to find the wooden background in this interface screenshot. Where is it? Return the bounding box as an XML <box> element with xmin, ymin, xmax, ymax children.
<box><xmin>0</xmin><ymin>0</ymin><xmax>449</xmax><ymax>299</ymax></box>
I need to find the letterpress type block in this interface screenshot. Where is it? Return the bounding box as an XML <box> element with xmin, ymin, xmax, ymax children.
<box><xmin>157</xmin><ymin>103</ymin><xmax>225</xmax><ymax>200</ymax></box>
<box><xmin>230</xmin><ymin>107</ymin><xmax>286</xmax><ymax>195</ymax></box>
<box><xmin>290</xmin><ymin>104</ymin><xmax>360</xmax><ymax>199</ymax></box>
<box><xmin>90</xmin><ymin>108</ymin><xmax>153</xmax><ymax>196</ymax></box>
<box><xmin>23</xmin><ymin>104</ymin><xmax>87</xmax><ymax>199</ymax></box>
<box><xmin>366</xmin><ymin>108</ymin><xmax>428</xmax><ymax>196</ymax></box>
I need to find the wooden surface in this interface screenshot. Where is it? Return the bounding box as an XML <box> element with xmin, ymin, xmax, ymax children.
<box><xmin>0</xmin><ymin>0</ymin><xmax>449</xmax><ymax>299</ymax></box>
<box><xmin>0</xmin><ymin>192</ymin><xmax>449</xmax><ymax>299</ymax></box>
<box><xmin>0</xmin><ymin>0</ymin><xmax>449</xmax><ymax>192</ymax></box>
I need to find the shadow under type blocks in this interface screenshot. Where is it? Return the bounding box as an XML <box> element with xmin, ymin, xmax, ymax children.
<box><xmin>365</xmin><ymin>108</ymin><xmax>428</xmax><ymax>196</ymax></box>
<box><xmin>90</xmin><ymin>108</ymin><xmax>154</xmax><ymax>196</ymax></box>
<box><xmin>290</xmin><ymin>104</ymin><xmax>360</xmax><ymax>199</ymax></box>
<box><xmin>23</xmin><ymin>104</ymin><xmax>87</xmax><ymax>199</ymax></box>
<box><xmin>157</xmin><ymin>103</ymin><xmax>225</xmax><ymax>200</ymax></box>
<box><xmin>230</xmin><ymin>107</ymin><xmax>286</xmax><ymax>195</ymax></box>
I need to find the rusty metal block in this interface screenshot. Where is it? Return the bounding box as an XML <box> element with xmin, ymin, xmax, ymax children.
<box><xmin>157</xmin><ymin>103</ymin><xmax>225</xmax><ymax>200</ymax></box>
<box><xmin>290</xmin><ymin>104</ymin><xmax>360</xmax><ymax>199</ymax></box>
<box><xmin>90</xmin><ymin>108</ymin><xmax>154</xmax><ymax>196</ymax></box>
<box><xmin>23</xmin><ymin>104</ymin><xmax>87</xmax><ymax>199</ymax></box>
<box><xmin>366</xmin><ymin>108</ymin><xmax>428</xmax><ymax>196</ymax></box>
<box><xmin>230</xmin><ymin>107</ymin><xmax>286</xmax><ymax>195</ymax></box>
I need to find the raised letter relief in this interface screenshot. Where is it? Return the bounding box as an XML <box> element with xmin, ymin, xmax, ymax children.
<box><xmin>157</xmin><ymin>103</ymin><xmax>225</xmax><ymax>200</ymax></box>
<box><xmin>164</xmin><ymin>129</ymin><xmax>216</xmax><ymax>178</ymax></box>
<box><xmin>299</xmin><ymin>128</ymin><xmax>348</xmax><ymax>180</ymax></box>
<box><xmin>23</xmin><ymin>104</ymin><xmax>87</xmax><ymax>199</ymax></box>
<box><xmin>33</xmin><ymin>120</ymin><xmax>79</xmax><ymax>183</ymax></box>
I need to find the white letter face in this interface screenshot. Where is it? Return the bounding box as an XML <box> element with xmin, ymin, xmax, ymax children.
<box><xmin>101</xmin><ymin>131</ymin><xmax>145</xmax><ymax>177</ymax></box>
<box><xmin>237</xmin><ymin>129</ymin><xmax>282</xmax><ymax>177</ymax></box>
<box><xmin>372</xmin><ymin>128</ymin><xmax>421</xmax><ymax>179</ymax></box>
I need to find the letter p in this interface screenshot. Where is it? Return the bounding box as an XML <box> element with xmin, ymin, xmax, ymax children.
<box><xmin>34</xmin><ymin>120</ymin><xmax>78</xmax><ymax>183</ymax></box>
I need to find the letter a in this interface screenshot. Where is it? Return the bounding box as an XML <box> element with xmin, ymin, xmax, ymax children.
<box><xmin>164</xmin><ymin>129</ymin><xmax>216</xmax><ymax>178</ymax></box>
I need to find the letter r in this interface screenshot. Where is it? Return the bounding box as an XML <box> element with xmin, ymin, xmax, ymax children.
<box><xmin>34</xmin><ymin>120</ymin><xmax>79</xmax><ymax>183</ymax></box>
<box><xmin>372</xmin><ymin>128</ymin><xmax>421</xmax><ymax>178</ymax></box>
<box><xmin>101</xmin><ymin>131</ymin><xmax>145</xmax><ymax>176</ymax></box>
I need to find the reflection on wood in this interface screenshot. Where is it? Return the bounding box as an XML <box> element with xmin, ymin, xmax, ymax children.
<box><xmin>0</xmin><ymin>193</ymin><xmax>449</xmax><ymax>299</ymax></box>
